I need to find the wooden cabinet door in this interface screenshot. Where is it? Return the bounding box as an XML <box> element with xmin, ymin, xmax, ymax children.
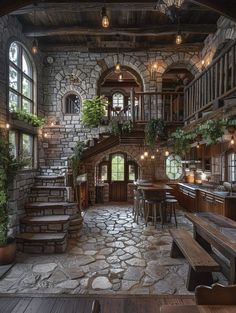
<box><xmin>109</xmin><ymin>182</ymin><xmax>127</xmax><ymax>201</ymax></box>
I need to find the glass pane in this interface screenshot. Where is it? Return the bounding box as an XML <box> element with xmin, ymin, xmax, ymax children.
<box><xmin>9</xmin><ymin>130</ymin><xmax>17</xmax><ymax>157</ymax></box>
<box><xmin>22</xmin><ymin>98</ymin><xmax>32</xmax><ymax>113</ymax></box>
<box><xmin>22</xmin><ymin>134</ymin><xmax>33</xmax><ymax>168</ymax></box>
<box><xmin>9</xmin><ymin>66</ymin><xmax>19</xmax><ymax>91</ymax></box>
<box><xmin>166</xmin><ymin>154</ymin><xmax>182</xmax><ymax>180</ymax></box>
<box><xmin>129</xmin><ymin>164</ymin><xmax>135</xmax><ymax>181</ymax></box>
<box><xmin>112</xmin><ymin>93</ymin><xmax>124</xmax><ymax>111</ymax></box>
<box><xmin>22</xmin><ymin>51</ymin><xmax>32</xmax><ymax>78</ymax></box>
<box><xmin>22</xmin><ymin>77</ymin><xmax>32</xmax><ymax>99</ymax></box>
<box><xmin>9</xmin><ymin>42</ymin><xmax>19</xmax><ymax>66</ymax></box>
<box><xmin>65</xmin><ymin>94</ymin><xmax>80</xmax><ymax>114</ymax></box>
<box><xmin>9</xmin><ymin>91</ymin><xmax>19</xmax><ymax>111</ymax></box>
<box><xmin>111</xmin><ymin>154</ymin><xmax>124</xmax><ymax>181</ymax></box>
<box><xmin>101</xmin><ymin>165</ymin><xmax>108</xmax><ymax>181</ymax></box>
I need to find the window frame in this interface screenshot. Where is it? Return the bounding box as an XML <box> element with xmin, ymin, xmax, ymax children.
<box><xmin>8</xmin><ymin>41</ymin><xmax>35</xmax><ymax>114</ymax></box>
<box><xmin>63</xmin><ymin>92</ymin><xmax>81</xmax><ymax>115</ymax></box>
<box><xmin>165</xmin><ymin>154</ymin><xmax>183</xmax><ymax>181</ymax></box>
<box><xmin>98</xmin><ymin>161</ymin><xmax>109</xmax><ymax>182</ymax></box>
<box><xmin>127</xmin><ymin>161</ymin><xmax>138</xmax><ymax>182</ymax></box>
<box><xmin>226</xmin><ymin>150</ymin><xmax>236</xmax><ymax>182</ymax></box>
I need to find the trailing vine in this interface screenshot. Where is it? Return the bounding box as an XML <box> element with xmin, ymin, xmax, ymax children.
<box><xmin>145</xmin><ymin>118</ymin><xmax>166</xmax><ymax>148</ymax></box>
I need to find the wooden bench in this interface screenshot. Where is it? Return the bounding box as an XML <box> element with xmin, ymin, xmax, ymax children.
<box><xmin>169</xmin><ymin>229</ymin><xmax>220</xmax><ymax>291</ymax></box>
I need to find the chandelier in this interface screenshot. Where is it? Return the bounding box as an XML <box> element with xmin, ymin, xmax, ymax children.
<box><xmin>155</xmin><ymin>0</ymin><xmax>184</xmax><ymax>21</ymax></box>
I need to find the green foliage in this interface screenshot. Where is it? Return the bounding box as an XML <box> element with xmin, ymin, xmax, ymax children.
<box><xmin>70</xmin><ymin>141</ymin><xmax>86</xmax><ymax>183</ymax></box>
<box><xmin>108</xmin><ymin>120</ymin><xmax>121</xmax><ymax>136</ymax></box>
<box><xmin>82</xmin><ymin>96</ymin><xmax>107</xmax><ymax>127</ymax></box>
<box><xmin>11</xmin><ymin>108</ymin><xmax>46</xmax><ymax>127</ymax></box>
<box><xmin>145</xmin><ymin>118</ymin><xmax>166</xmax><ymax>148</ymax></box>
<box><xmin>0</xmin><ymin>135</ymin><xmax>29</xmax><ymax>245</ymax></box>
<box><xmin>121</xmin><ymin>120</ymin><xmax>133</xmax><ymax>133</ymax></box>
<box><xmin>170</xmin><ymin>128</ymin><xmax>194</xmax><ymax>157</ymax></box>
<box><xmin>199</xmin><ymin>119</ymin><xmax>225</xmax><ymax>145</ymax></box>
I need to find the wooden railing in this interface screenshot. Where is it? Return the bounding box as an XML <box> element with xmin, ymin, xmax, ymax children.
<box><xmin>130</xmin><ymin>90</ymin><xmax>184</xmax><ymax>123</ymax></box>
<box><xmin>185</xmin><ymin>39</ymin><xmax>236</xmax><ymax>123</ymax></box>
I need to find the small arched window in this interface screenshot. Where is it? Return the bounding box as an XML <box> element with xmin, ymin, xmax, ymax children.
<box><xmin>64</xmin><ymin>93</ymin><xmax>81</xmax><ymax>114</ymax></box>
<box><xmin>9</xmin><ymin>41</ymin><xmax>34</xmax><ymax>113</ymax></box>
<box><xmin>112</xmin><ymin>92</ymin><xmax>124</xmax><ymax>112</ymax></box>
<box><xmin>166</xmin><ymin>154</ymin><xmax>183</xmax><ymax>180</ymax></box>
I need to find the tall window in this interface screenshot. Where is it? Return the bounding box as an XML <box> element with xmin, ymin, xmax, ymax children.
<box><xmin>166</xmin><ymin>154</ymin><xmax>182</xmax><ymax>180</ymax></box>
<box><xmin>9</xmin><ymin>42</ymin><xmax>34</xmax><ymax>113</ymax></box>
<box><xmin>111</xmin><ymin>154</ymin><xmax>125</xmax><ymax>181</ymax></box>
<box><xmin>64</xmin><ymin>93</ymin><xmax>81</xmax><ymax>114</ymax></box>
<box><xmin>227</xmin><ymin>152</ymin><xmax>236</xmax><ymax>182</ymax></box>
<box><xmin>112</xmin><ymin>92</ymin><xmax>124</xmax><ymax>112</ymax></box>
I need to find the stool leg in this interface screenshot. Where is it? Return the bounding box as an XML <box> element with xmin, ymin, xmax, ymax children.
<box><xmin>153</xmin><ymin>204</ymin><xmax>157</xmax><ymax>228</ymax></box>
<box><xmin>173</xmin><ymin>204</ymin><xmax>177</xmax><ymax>228</ymax></box>
<box><xmin>145</xmin><ymin>203</ymin><xmax>150</xmax><ymax>227</ymax></box>
<box><xmin>159</xmin><ymin>204</ymin><xmax>164</xmax><ymax>228</ymax></box>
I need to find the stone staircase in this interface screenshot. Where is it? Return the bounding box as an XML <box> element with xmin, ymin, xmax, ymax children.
<box><xmin>16</xmin><ymin>173</ymin><xmax>83</xmax><ymax>254</ymax></box>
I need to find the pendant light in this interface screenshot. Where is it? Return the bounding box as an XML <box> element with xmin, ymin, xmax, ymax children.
<box><xmin>101</xmin><ymin>7</ymin><xmax>109</xmax><ymax>28</ymax></box>
<box><xmin>176</xmin><ymin>32</ymin><xmax>182</xmax><ymax>45</ymax></box>
<box><xmin>32</xmin><ymin>2</ymin><xmax>39</xmax><ymax>54</ymax></box>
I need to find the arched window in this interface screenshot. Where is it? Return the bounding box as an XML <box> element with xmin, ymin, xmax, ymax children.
<box><xmin>9</xmin><ymin>42</ymin><xmax>34</xmax><ymax>113</ymax></box>
<box><xmin>112</xmin><ymin>92</ymin><xmax>124</xmax><ymax>113</ymax></box>
<box><xmin>166</xmin><ymin>154</ymin><xmax>183</xmax><ymax>180</ymax></box>
<box><xmin>111</xmin><ymin>153</ymin><xmax>125</xmax><ymax>181</ymax></box>
<box><xmin>64</xmin><ymin>93</ymin><xmax>81</xmax><ymax>114</ymax></box>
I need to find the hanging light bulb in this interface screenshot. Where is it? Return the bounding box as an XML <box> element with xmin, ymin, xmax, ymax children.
<box><xmin>101</xmin><ymin>7</ymin><xmax>109</xmax><ymax>28</ymax></box>
<box><xmin>151</xmin><ymin>155</ymin><xmax>155</xmax><ymax>160</ymax></box>
<box><xmin>32</xmin><ymin>38</ymin><xmax>38</xmax><ymax>55</ymax></box>
<box><xmin>165</xmin><ymin>150</ymin><xmax>169</xmax><ymax>157</ymax></box>
<box><xmin>115</xmin><ymin>62</ymin><xmax>121</xmax><ymax>74</ymax></box>
<box><xmin>118</xmin><ymin>73</ymin><xmax>123</xmax><ymax>82</ymax></box>
<box><xmin>176</xmin><ymin>33</ymin><xmax>183</xmax><ymax>45</ymax></box>
<box><xmin>6</xmin><ymin>123</ymin><xmax>10</xmax><ymax>129</ymax></box>
<box><xmin>231</xmin><ymin>135</ymin><xmax>235</xmax><ymax>145</ymax></box>
<box><xmin>156</xmin><ymin>148</ymin><xmax>159</xmax><ymax>153</ymax></box>
<box><xmin>44</xmin><ymin>132</ymin><xmax>48</xmax><ymax>138</ymax></box>
<box><xmin>140</xmin><ymin>155</ymin><xmax>145</xmax><ymax>160</ymax></box>
<box><xmin>144</xmin><ymin>151</ymin><xmax>148</xmax><ymax>157</ymax></box>
<box><xmin>196</xmin><ymin>142</ymin><xmax>200</xmax><ymax>149</ymax></box>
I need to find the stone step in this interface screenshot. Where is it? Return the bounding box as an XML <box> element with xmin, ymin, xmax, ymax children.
<box><xmin>34</xmin><ymin>175</ymin><xmax>65</xmax><ymax>187</ymax></box>
<box><xmin>29</xmin><ymin>186</ymin><xmax>69</xmax><ymax>203</ymax></box>
<box><xmin>16</xmin><ymin>232</ymin><xmax>67</xmax><ymax>254</ymax></box>
<box><xmin>25</xmin><ymin>202</ymin><xmax>78</xmax><ymax>216</ymax></box>
<box><xmin>20</xmin><ymin>215</ymin><xmax>70</xmax><ymax>233</ymax></box>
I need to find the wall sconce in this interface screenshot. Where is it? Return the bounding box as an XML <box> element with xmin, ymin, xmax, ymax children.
<box><xmin>201</xmin><ymin>59</ymin><xmax>205</xmax><ymax>71</ymax></box>
<box><xmin>175</xmin><ymin>33</ymin><xmax>183</xmax><ymax>45</ymax></box>
<box><xmin>118</xmin><ymin>73</ymin><xmax>123</xmax><ymax>82</ymax></box>
<box><xmin>151</xmin><ymin>62</ymin><xmax>158</xmax><ymax>79</ymax></box>
<box><xmin>101</xmin><ymin>7</ymin><xmax>109</xmax><ymax>28</ymax></box>
<box><xmin>115</xmin><ymin>62</ymin><xmax>121</xmax><ymax>74</ymax></box>
<box><xmin>32</xmin><ymin>38</ymin><xmax>39</xmax><ymax>55</ymax></box>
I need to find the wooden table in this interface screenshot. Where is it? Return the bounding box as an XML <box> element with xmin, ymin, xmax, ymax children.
<box><xmin>161</xmin><ymin>305</ymin><xmax>236</xmax><ymax>313</ymax></box>
<box><xmin>185</xmin><ymin>212</ymin><xmax>236</xmax><ymax>283</ymax></box>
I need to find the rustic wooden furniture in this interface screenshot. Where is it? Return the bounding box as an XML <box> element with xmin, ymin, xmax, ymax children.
<box><xmin>169</xmin><ymin>229</ymin><xmax>220</xmax><ymax>291</ymax></box>
<box><xmin>160</xmin><ymin>305</ymin><xmax>236</xmax><ymax>313</ymax></box>
<box><xmin>165</xmin><ymin>198</ymin><xmax>178</xmax><ymax>227</ymax></box>
<box><xmin>195</xmin><ymin>283</ymin><xmax>236</xmax><ymax>305</ymax></box>
<box><xmin>185</xmin><ymin>212</ymin><xmax>236</xmax><ymax>284</ymax></box>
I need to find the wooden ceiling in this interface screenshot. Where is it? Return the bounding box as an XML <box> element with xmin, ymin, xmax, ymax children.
<box><xmin>1</xmin><ymin>0</ymin><xmax>235</xmax><ymax>52</ymax></box>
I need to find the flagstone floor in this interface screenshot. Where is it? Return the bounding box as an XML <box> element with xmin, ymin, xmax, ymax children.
<box><xmin>0</xmin><ymin>204</ymin><xmax>227</xmax><ymax>295</ymax></box>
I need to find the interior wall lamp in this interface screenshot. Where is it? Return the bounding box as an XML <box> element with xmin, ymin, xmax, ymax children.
<box><xmin>101</xmin><ymin>7</ymin><xmax>109</xmax><ymax>28</ymax></box>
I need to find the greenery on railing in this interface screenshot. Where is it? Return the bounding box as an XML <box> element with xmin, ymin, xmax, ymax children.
<box><xmin>0</xmin><ymin>135</ymin><xmax>29</xmax><ymax>245</ymax></box>
<box><xmin>145</xmin><ymin>118</ymin><xmax>167</xmax><ymax>148</ymax></box>
<box><xmin>70</xmin><ymin>141</ymin><xmax>86</xmax><ymax>181</ymax></box>
<box><xmin>108</xmin><ymin>120</ymin><xmax>133</xmax><ymax>136</ymax></box>
<box><xmin>82</xmin><ymin>96</ymin><xmax>108</xmax><ymax>127</ymax></box>
<box><xmin>11</xmin><ymin>108</ymin><xmax>46</xmax><ymax>127</ymax></box>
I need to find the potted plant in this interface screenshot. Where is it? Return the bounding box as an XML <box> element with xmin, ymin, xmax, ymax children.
<box><xmin>10</xmin><ymin>108</ymin><xmax>46</xmax><ymax>128</ymax></box>
<box><xmin>145</xmin><ymin>118</ymin><xmax>166</xmax><ymax>148</ymax></box>
<box><xmin>0</xmin><ymin>134</ymin><xmax>28</xmax><ymax>265</ymax></box>
<box><xmin>82</xmin><ymin>96</ymin><xmax>107</xmax><ymax>127</ymax></box>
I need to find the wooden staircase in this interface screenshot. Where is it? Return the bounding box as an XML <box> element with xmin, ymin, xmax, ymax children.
<box><xmin>16</xmin><ymin>174</ymin><xmax>83</xmax><ymax>254</ymax></box>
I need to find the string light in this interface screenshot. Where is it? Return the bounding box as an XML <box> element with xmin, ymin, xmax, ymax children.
<box><xmin>140</xmin><ymin>155</ymin><xmax>145</xmax><ymax>160</ymax></box>
<box><xmin>231</xmin><ymin>135</ymin><xmax>235</xmax><ymax>145</ymax></box>
<box><xmin>101</xmin><ymin>7</ymin><xmax>109</xmax><ymax>28</ymax></box>
<box><xmin>144</xmin><ymin>151</ymin><xmax>148</xmax><ymax>157</ymax></box>
<box><xmin>151</xmin><ymin>155</ymin><xmax>155</xmax><ymax>160</ymax></box>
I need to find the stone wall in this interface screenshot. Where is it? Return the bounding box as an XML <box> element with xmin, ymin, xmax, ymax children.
<box><xmin>0</xmin><ymin>15</ymin><xmax>44</xmax><ymax>236</ymax></box>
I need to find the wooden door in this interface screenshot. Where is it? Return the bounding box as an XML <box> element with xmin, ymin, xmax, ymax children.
<box><xmin>109</xmin><ymin>153</ymin><xmax>127</xmax><ymax>202</ymax></box>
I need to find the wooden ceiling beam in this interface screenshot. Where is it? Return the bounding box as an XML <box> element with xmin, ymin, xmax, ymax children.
<box><xmin>39</xmin><ymin>42</ymin><xmax>203</xmax><ymax>53</ymax></box>
<box><xmin>190</xmin><ymin>0</ymin><xmax>236</xmax><ymax>22</ymax></box>
<box><xmin>23</xmin><ymin>24</ymin><xmax>216</xmax><ymax>37</ymax></box>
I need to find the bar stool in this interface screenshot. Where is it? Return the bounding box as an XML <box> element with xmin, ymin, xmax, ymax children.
<box><xmin>165</xmin><ymin>198</ymin><xmax>178</xmax><ymax>227</ymax></box>
<box><xmin>133</xmin><ymin>189</ymin><xmax>144</xmax><ymax>224</ymax></box>
<box><xmin>144</xmin><ymin>195</ymin><xmax>166</xmax><ymax>227</ymax></box>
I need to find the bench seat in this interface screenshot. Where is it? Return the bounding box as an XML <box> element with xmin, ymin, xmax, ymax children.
<box><xmin>169</xmin><ymin>229</ymin><xmax>220</xmax><ymax>291</ymax></box>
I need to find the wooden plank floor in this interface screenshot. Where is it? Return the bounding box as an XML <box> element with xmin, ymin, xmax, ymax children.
<box><xmin>0</xmin><ymin>294</ymin><xmax>195</xmax><ymax>313</ymax></box>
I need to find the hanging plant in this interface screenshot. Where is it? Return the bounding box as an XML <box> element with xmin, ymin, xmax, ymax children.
<box><xmin>170</xmin><ymin>128</ymin><xmax>194</xmax><ymax>157</ymax></box>
<box><xmin>199</xmin><ymin>119</ymin><xmax>225</xmax><ymax>145</ymax></box>
<box><xmin>82</xmin><ymin>96</ymin><xmax>107</xmax><ymax>127</ymax></box>
<box><xmin>145</xmin><ymin>118</ymin><xmax>166</xmax><ymax>148</ymax></box>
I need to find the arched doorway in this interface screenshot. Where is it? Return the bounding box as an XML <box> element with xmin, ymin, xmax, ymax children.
<box><xmin>96</xmin><ymin>152</ymin><xmax>139</xmax><ymax>202</ymax></box>
<box><xmin>98</xmin><ymin>66</ymin><xmax>143</xmax><ymax>121</ymax></box>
